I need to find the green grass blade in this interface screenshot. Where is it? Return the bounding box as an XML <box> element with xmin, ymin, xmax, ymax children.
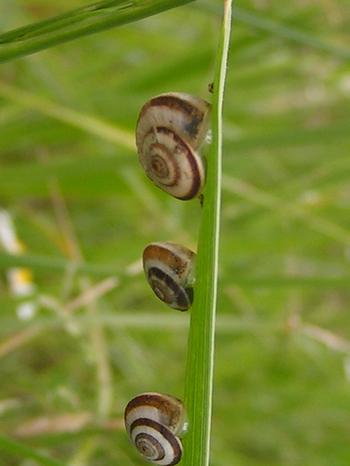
<box><xmin>183</xmin><ymin>2</ymin><xmax>232</xmax><ymax>466</ymax></box>
<box><xmin>0</xmin><ymin>81</ymin><xmax>134</xmax><ymax>150</ymax></box>
<box><xmin>0</xmin><ymin>435</ymin><xmax>66</xmax><ymax>466</ymax></box>
<box><xmin>233</xmin><ymin>6</ymin><xmax>350</xmax><ymax>60</ymax></box>
<box><xmin>0</xmin><ymin>252</ymin><xmax>121</xmax><ymax>276</ymax></box>
<box><xmin>197</xmin><ymin>2</ymin><xmax>350</xmax><ymax>60</ymax></box>
<box><xmin>0</xmin><ymin>0</ymin><xmax>194</xmax><ymax>63</ymax></box>
<box><xmin>1</xmin><ymin>252</ymin><xmax>350</xmax><ymax>289</ymax></box>
<box><xmin>222</xmin><ymin>175</ymin><xmax>350</xmax><ymax>246</ymax></box>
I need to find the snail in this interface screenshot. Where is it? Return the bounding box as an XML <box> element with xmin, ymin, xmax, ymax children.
<box><xmin>143</xmin><ymin>242</ymin><xmax>195</xmax><ymax>311</ymax></box>
<box><xmin>124</xmin><ymin>392</ymin><xmax>187</xmax><ymax>466</ymax></box>
<box><xmin>136</xmin><ymin>92</ymin><xmax>211</xmax><ymax>200</ymax></box>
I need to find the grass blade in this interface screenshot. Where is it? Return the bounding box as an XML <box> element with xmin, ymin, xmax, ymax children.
<box><xmin>0</xmin><ymin>81</ymin><xmax>134</xmax><ymax>150</ymax></box>
<box><xmin>0</xmin><ymin>435</ymin><xmax>66</xmax><ymax>466</ymax></box>
<box><xmin>196</xmin><ymin>2</ymin><xmax>350</xmax><ymax>60</ymax></box>
<box><xmin>183</xmin><ymin>2</ymin><xmax>233</xmax><ymax>466</ymax></box>
<box><xmin>0</xmin><ymin>0</ymin><xmax>194</xmax><ymax>63</ymax></box>
<box><xmin>233</xmin><ymin>6</ymin><xmax>350</xmax><ymax>60</ymax></box>
<box><xmin>0</xmin><ymin>252</ymin><xmax>121</xmax><ymax>276</ymax></box>
<box><xmin>1</xmin><ymin>252</ymin><xmax>350</xmax><ymax>288</ymax></box>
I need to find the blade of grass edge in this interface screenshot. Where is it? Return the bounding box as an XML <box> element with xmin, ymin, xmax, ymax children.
<box><xmin>0</xmin><ymin>435</ymin><xmax>66</xmax><ymax>466</ymax></box>
<box><xmin>0</xmin><ymin>0</ymin><xmax>194</xmax><ymax>63</ymax></box>
<box><xmin>183</xmin><ymin>2</ymin><xmax>233</xmax><ymax>466</ymax></box>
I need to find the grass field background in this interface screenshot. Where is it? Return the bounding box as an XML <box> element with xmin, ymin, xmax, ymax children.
<box><xmin>0</xmin><ymin>1</ymin><xmax>350</xmax><ymax>465</ymax></box>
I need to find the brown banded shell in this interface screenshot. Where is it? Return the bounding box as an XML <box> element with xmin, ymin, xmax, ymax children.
<box><xmin>124</xmin><ymin>392</ymin><xmax>187</xmax><ymax>466</ymax></box>
<box><xmin>143</xmin><ymin>242</ymin><xmax>195</xmax><ymax>311</ymax></box>
<box><xmin>136</xmin><ymin>92</ymin><xmax>211</xmax><ymax>200</ymax></box>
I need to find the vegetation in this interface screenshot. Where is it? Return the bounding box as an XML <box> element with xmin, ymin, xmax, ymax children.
<box><xmin>0</xmin><ymin>1</ymin><xmax>349</xmax><ymax>465</ymax></box>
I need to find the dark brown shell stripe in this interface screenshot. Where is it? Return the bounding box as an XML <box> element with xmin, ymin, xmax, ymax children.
<box><xmin>150</xmin><ymin>144</ymin><xmax>173</xmax><ymax>180</ymax></box>
<box><xmin>145</xmin><ymin>135</ymin><xmax>180</xmax><ymax>188</ymax></box>
<box><xmin>140</xmin><ymin>94</ymin><xmax>208</xmax><ymax>141</ymax></box>
<box><xmin>125</xmin><ymin>393</ymin><xmax>183</xmax><ymax>430</ymax></box>
<box><xmin>142</xmin><ymin>242</ymin><xmax>196</xmax><ymax>311</ymax></box>
<box><xmin>141</xmin><ymin>126</ymin><xmax>202</xmax><ymax>200</ymax></box>
<box><xmin>143</xmin><ymin>244</ymin><xmax>193</xmax><ymax>281</ymax></box>
<box><xmin>131</xmin><ymin>418</ymin><xmax>182</xmax><ymax>465</ymax></box>
<box><xmin>135</xmin><ymin>433</ymin><xmax>164</xmax><ymax>459</ymax></box>
<box><xmin>148</xmin><ymin>266</ymin><xmax>191</xmax><ymax>310</ymax></box>
<box><xmin>158</xmin><ymin>127</ymin><xmax>202</xmax><ymax>200</ymax></box>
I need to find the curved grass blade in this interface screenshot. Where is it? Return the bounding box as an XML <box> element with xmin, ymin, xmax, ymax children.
<box><xmin>183</xmin><ymin>1</ymin><xmax>233</xmax><ymax>466</ymax></box>
<box><xmin>0</xmin><ymin>0</ymin><xmax>194</xmax><ymax>63</ymax></box>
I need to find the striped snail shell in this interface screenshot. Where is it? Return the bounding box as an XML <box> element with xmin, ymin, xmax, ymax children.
<box><xmin>136</xmin><ymin>92</ymin><xmax>211</xmax><ymax>200</ymax></box>
<box><xmin>143</xmin><ymin>242</ymin><xmax>195</xmax><ymax>311</ymax></box>
<box><xmin>124</xmin><ymin>392</ymin><xmax>187</xmax><ymax>466</ymax></box>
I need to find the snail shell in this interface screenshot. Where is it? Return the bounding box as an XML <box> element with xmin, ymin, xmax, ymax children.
<box><xmin>124</xmin><ymin>392</ymin><xmax>187</xmax><ymax>466</ymax></box>
<box><xmin>143</xmin><ymin>242</ymin><xmax>195</xmax><ymax>311</ymax></box>
<box><xmin>136</xmin><ymin>92</ymin><xmax>211</xmax><ymax>200</ymax></box>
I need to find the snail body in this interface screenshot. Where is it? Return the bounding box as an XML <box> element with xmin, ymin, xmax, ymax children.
<box><xmin>136</xmin><ymin>92</ymin><xmax>211</xmax><ymax>200</ymax></box>
<box><xmin>143</xmin><ymin>242</ymin><xmax>195</xmax><ymax>311</ymax></box>
<box><xmin>124</xmin><ymin>392</ymin><xmax>187</xmax><ymax>466</ymax></box>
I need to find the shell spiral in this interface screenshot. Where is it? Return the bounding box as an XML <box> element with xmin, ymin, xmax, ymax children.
<box><xmin>124</xmin><ymin>392</ymin><xmax>187</xmax><ymax>466</ymax></box>
<box><xmin>136</xmin><ymin>92</ymin><xmax>211</xmax><ymax>200</ymax></box>
<box><xmin>143</xmin><ymin>242</ymin><xmax>195</xmax><ymax>311</ymax></box>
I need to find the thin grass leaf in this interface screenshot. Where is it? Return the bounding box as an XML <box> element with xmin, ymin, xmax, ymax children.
<box><xmin>0</xmin><ymin>81</ymin><xmax>134</xmax><ymax>150</ymax></box>
<box><xmin>1</xmin><ymin>252</ymin><xmax>349</xmax><ymax>289</ymax></box>
<box><xmin>0</xmin><ymin>252</ymin><xmax>121</xmax><ymax>276</ymax></box>
<box><xmin>183</xmin><ymin>2</ymin><xmax>233</xmax><ymax>466</ymax></box>
<box><xmin>0</xmin><ymin>315</ymin><xmax>275</xmax><ymax>349</ymax></box>
<box><xmin>234</xmin><ymin>6</ymin><xmax>350</xmax><ymax>60</ymax></box>
<box><xmin>196</xmin><ymin>2</ymin><xmax>350</xmax><ymax>60</ymax></box>
<box><xmin>0</xmin><ymin>435</ymin><xmax>66</xmax><ymax>466</ymax></box>
<box><xmin>0</xmin><ymin>0</ymin><xmax>195</xmax><ymax>63</ymax></box>
<box><xmin>222</xmin><ymin>175</ymin><xmax>350</xmax><ymax>246</ymax></box>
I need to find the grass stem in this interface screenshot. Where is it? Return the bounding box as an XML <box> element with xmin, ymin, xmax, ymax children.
<box><xmin>0</xmin><ymin>0</ymin><xmax>195</xmax><ymax>63</ymax></box>
<box><xmin>183</xmin><ymin>2</ymin><xmax>233</xmax><ymax>465</ymax></box>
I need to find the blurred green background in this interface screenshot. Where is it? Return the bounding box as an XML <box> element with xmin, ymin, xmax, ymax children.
<box><xmin>0</xmin><ymin>1</ymin><xmax>350</xmax><ymax>465</ymax></box>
